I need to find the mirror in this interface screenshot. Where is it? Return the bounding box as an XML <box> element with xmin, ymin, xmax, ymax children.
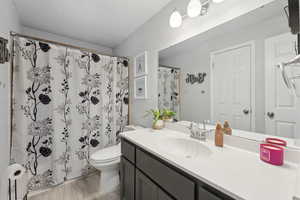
<box><xmin>158</xmin><ymin>0</ymin><xmax>300</xmax><ymax>148</ymax></box>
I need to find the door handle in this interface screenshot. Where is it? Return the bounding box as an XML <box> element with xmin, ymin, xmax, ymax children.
<box><xmin>243</xmin><ymin>109</ymin><xmax>250</xmax><ymax>115</ymax></box>
<box><xmin>267</xmin><ymin>112</ymin><xmax>275</xmax><ymax>119</ymax></box>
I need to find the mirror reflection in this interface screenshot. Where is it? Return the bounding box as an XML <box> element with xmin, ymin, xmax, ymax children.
<box><xmin>158</xmin><ymin>0</ymin><xmax>300</xmax><ymax>146</ymax></box>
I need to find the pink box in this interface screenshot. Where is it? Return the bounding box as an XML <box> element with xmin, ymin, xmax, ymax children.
<box><xmin>260</xmin><ymin>143</ymin><xmax>284</xmax><ymax>166</ymax></box>
<box><xmin>265</xmin><ymin>138</ymin><xmax>287</xmax><ymax>147</ymax></box>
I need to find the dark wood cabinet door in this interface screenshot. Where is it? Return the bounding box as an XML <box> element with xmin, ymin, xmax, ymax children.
<box><xmin>198</xmin><ymin>185</ymin><xmax>235</xmax><ymax>200</ymax></box>
<box><xmin>136</xmin><ymin>149</ymin><xmax>195</xmax><ymax>200</ymax></box>
<box><xmin>136</xmin><ymin>169</ymin><xmax>158</xmax><ymax>200</ymax></box>
<box><xmin>121</xmin><ymin>139</ymin><xmax>135</xmax><ymax>163</ymax></box>
<box><xmin>120</xmin><ymin>157</ymin><xmax>135</xmax><ymax>200</ymax></box>
<box><xmin>158</xmin><ymin>189</ymin><xmax>173</xmax><ymax>200</ymax></box>
<box><xmin>198</xmin><ymin>186</ymin><xmax>221</xmax><ymax>200</ymax></box>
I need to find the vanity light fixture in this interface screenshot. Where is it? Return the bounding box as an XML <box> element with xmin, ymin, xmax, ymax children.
<box><xmin>169</xmin><ymin>0</ymin><xmax>225</xmax><ymax>28</ymax></box>
<box><xmin>169</xmin><ymin>9</ymin><xmax>183</xmax><ymax>28</ymax></box>
<box><xmin>187</xmin><ymin>0</ymin><xmax>202</xmax><ymax>18</ymax></box>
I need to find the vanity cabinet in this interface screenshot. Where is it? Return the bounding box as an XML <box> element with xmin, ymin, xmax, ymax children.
<box><xmin>198</xmin><ymin>185</ymin><xmax>225</xmax><ymax>200</ymax></box>
<box><xmin>136</xmin><ymin>169</ymin><xmax>172</xmax><ymax>200</ymax></box>
<box><xmin>121</xmin><ymin>139</ymin><xmax>235</xmax><ymax>200</ymax></box>
<box><xmin>158</xmin><ymin>189</ymin><xmax>173</xmax><ymax>200</ymax></box>
<box><xmin>136</xmin><ymin>169</ymin><xmax>173</xmax><ymax>200</ymax></box>
<box><xmin>136</xmin><ymin>149</ymin><xmax>194</xmax><ymax>200</ymax></box>
<box><xmin>135</xmin><ymin>169</ymin><xmax>158</xmax><ymax>200</ymax></box>
<box><xmin>120</xmin><ymin>157</ymin><xmax>135</xmax><ymax>200</ymax></box>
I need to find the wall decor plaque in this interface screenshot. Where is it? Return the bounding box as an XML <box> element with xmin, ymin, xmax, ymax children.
<box><xmin>186</xmin><ymin>73</ymin><xmax>207</xmax><ymax>84</ymax></box>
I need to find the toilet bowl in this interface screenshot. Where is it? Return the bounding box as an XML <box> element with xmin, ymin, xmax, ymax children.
<box><xmin>90</xmin><ymin>143</ymin><xmax>121</xmax><ymax>196</ymax></box>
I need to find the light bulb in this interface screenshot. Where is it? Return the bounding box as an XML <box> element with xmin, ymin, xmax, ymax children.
<box><xmin>187</xmin><ymin>0</ymin><xmax>202</xmax><ymax>18</ymax></box>
<box><xmin>169</xmin><ymin>10</ymin><xmax>182</xmax><ymax>28</ymax></box>
<box><xmin>213</xmin><ymin>0</ymin><xmax>224</xmax><ymax>3</ymax></box>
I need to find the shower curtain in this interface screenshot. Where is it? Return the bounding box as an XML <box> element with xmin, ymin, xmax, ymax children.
<box><xmin>11</xmin><ymin>36</ymin><xmax>129</xmax><ymax>191</ymax></box>
<box><xmin>158</xmin><ymin>66</ymin><xmax>180</xmax><ymax>121</ymax></box>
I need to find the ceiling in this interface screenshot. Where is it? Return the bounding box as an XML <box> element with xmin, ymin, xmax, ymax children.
<box><xmin>160</xmin><ymin>0</ymin><xmax>288</xmax><ymax>59</ymax></box>
<box><xmin>13</xmin><ymin>0</ymin><xmax>172</xmax><ymax>48</ymax></box>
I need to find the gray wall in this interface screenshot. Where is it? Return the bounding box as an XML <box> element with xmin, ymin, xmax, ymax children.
<box><xmin>160</xmin><ymin>15</ymin><xmax>289</xmax><ymax>133</ymax></box>
<box><xmin>22</xmin><ymin>27</ymin><xmax>113</xmax><ymax>55</ymax></box>
<box><xmin>0</xmin><ymin>0</ymin><xmax>20</xmax><ymax>198</ymax></box>
<box><xmin>113</xmin><ymin>0</ymin><xmax>275</xmax><ymax>128</ymax></box>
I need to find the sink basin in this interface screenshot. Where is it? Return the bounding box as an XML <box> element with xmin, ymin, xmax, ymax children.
<box><xmin>160</xmin><ymin>138</ymin><xmax>212</xmax><ymax>159</ymax></box>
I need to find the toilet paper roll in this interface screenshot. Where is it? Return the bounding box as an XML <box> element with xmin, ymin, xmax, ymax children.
<box><xmin>7</xmin><ymin>163</ymin><xmax>25</xmax><ymax>181</ymax></box>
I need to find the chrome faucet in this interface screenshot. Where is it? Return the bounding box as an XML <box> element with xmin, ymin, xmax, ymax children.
<box><xmin>189</xmin><ymin>121</ymin><xmax>209</xmax><ymax>141</ymax></box>
<box><xmin>202</xmin><ymin>120</ymin><xmax>210</xmax><ymax>130</ymax></box>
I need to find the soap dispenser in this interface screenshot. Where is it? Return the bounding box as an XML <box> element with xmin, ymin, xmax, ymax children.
<box><xmin>215</xmin><ymin>123</ymin><xmax>224</xmax><ymax>147</ymax></box>
<box><xmin>223</xmin><ymin>121</ymin><xmax>232</xmax><ymax>135</ymax></box>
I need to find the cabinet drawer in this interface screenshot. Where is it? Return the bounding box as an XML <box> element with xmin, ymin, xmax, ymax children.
<box><xmin>136</xmin><ymin>149</ymin><xmax>195</xmax><ymax>200</ymax></box>
<box><xmin>198</xmin><ymin>185</ymin><xmax>235</xmax><ymax>200</ymax></box>
<box><xmin>121</xmin><ymin>139</ymin><xmax>135</xmax><ymax>163</ymax></box>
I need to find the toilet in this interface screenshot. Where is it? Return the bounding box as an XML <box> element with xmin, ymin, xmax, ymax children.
<box><xmin>90</xmin><ymin>143</ymin><xmax>121</xmax><ymax>196</ymax></box>
<box><xmin>90</xmin><ymin>126</ymin><xmax>144</xmax><ymax>196</ymax></box>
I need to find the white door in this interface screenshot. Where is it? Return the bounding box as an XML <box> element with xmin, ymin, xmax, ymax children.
<box><xmin>212</xmin><ymin>43</ymin><xmax>253</xmax><ymax>131</ymax></box>
<box><xmin>265</xmin><ymin>33</ymin><xmax>299</xmax><ymax>138</ymax></box>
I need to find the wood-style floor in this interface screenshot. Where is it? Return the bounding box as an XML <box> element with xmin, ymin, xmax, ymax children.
<box><xmin>28</xmin><ymin>172</ymin><xmax>120</xmax><ymax>200</ymax></box>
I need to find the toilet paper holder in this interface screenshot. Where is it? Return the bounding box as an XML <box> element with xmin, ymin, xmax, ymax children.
<box><xmin>6</xmin><ymin>164</ymin><xmax>26</xmax><ymax>200</ymax></box>
<box><xmin>8</xmin><ymin>178</ymin><xmax>17</xmax><ymax>200</ymax></box>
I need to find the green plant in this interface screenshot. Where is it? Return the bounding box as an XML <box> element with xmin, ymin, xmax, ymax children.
<box><xmin>146</xmin><ymin>109</ymin><xmax>163</xmax><ymax>124</ymax></box>
<box><xmin>162</xmin><ymin>109</ymin><xmax>176</xmax><ymax>119</ymax></box>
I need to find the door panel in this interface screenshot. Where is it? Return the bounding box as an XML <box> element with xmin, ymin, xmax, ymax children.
<box><xmin>158</xmin><ymin>189</ymin><xmax>173</xmax><ymax>200</ymax></box>
<box><xmin>265</xmin><ymin>32</ymin><xmax>298</xmax><ymax>138</ymax></box>
<box><xmin>136</xmin><ymin>169</ymin><xmax>158</xmax><ymax>200</ymax></box>
<box><xmin>275</xmin><ymin>121</ymin><xmax>296</xmax><ymax>138</ymax></box>
<box><xmin>198</xmin><ymin>186</ymin><xmax>222</xmax><ymax>200</ymax></box>
<box><xmin>212</xmin><ymin>44</ymin><xmax>252</xmax><ymax>131</ymax></box>
<box><xmin>135</xmin><ymin>169</ymin><xmax>174</xmax><ymax>200</ymax></box>
<box><xmin>136</xmin><ymin>149</ymin><xmax>195</xmax><ymax>200</ymax></box>
<box><xmin>120</xmin><ymin>157</ymin><xmax>135</xmax><ymax>200</ymax></box>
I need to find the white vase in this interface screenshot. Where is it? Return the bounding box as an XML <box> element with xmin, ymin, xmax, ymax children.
<box><xmin>165</xmin><ymin>118</ymin><xmax>173</xmax><ymax>122</ymax></box>
<box><xmin>153</xmin><ymin>120</ymin><xmax>164</xmax><ymax>130</ymax></box>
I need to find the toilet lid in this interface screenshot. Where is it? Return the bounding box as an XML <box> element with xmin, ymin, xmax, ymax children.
<box><xmin>90</xmin><ymin>143</ymin><xmax>121</xmax><ymax>163</ymax></box>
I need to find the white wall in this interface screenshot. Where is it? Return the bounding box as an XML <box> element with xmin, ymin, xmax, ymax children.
<box><xmin>0</xmin><ymin>0</ymin><xmax>20</xmax><ymax>199</ymax></box>
<box><xmin>22</xmin><ymin>27</ymin><xmax>113</xmax><ymax>55</ymax></box>
<box><xmin>160</xmin><ymin>15</ymin><xmax>289</xmax><ymax>133</ymax></box>
<box><xmin>113</xmin><ymin>0</ymin><xmax>275</xmax><ymax>127</ymax></box>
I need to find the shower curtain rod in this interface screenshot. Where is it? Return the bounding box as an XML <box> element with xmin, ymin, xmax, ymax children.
<box><xmin>159</xmin><ymin>64</ymin><xmax>180</xmax><ymax>70</ymax></box>
<box><xmin>10</xmin><ymin>31</ymin><xmax>128</xmax><ymax>60</ymax></box>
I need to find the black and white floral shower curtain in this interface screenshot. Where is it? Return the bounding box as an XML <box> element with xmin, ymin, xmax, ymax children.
<box><xmin>158</xmin><ymin>66</ymin><xmax>180</xmax><ymax>120</ymax></box>
<box><xmin>11</xmin><ymin>36</ymin><xmax>129</xmax><ymax>191</ymax></box>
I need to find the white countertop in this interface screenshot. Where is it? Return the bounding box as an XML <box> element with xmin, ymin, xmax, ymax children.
<box><xmin>174</xmin><ymin>121</ymin><xmax>300</xmax><ymax>149</ymax></box>
<box><xmin>120</xmin><ymin>128</ymin><xmax>299</xmax><ymax>200</ymax></box>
